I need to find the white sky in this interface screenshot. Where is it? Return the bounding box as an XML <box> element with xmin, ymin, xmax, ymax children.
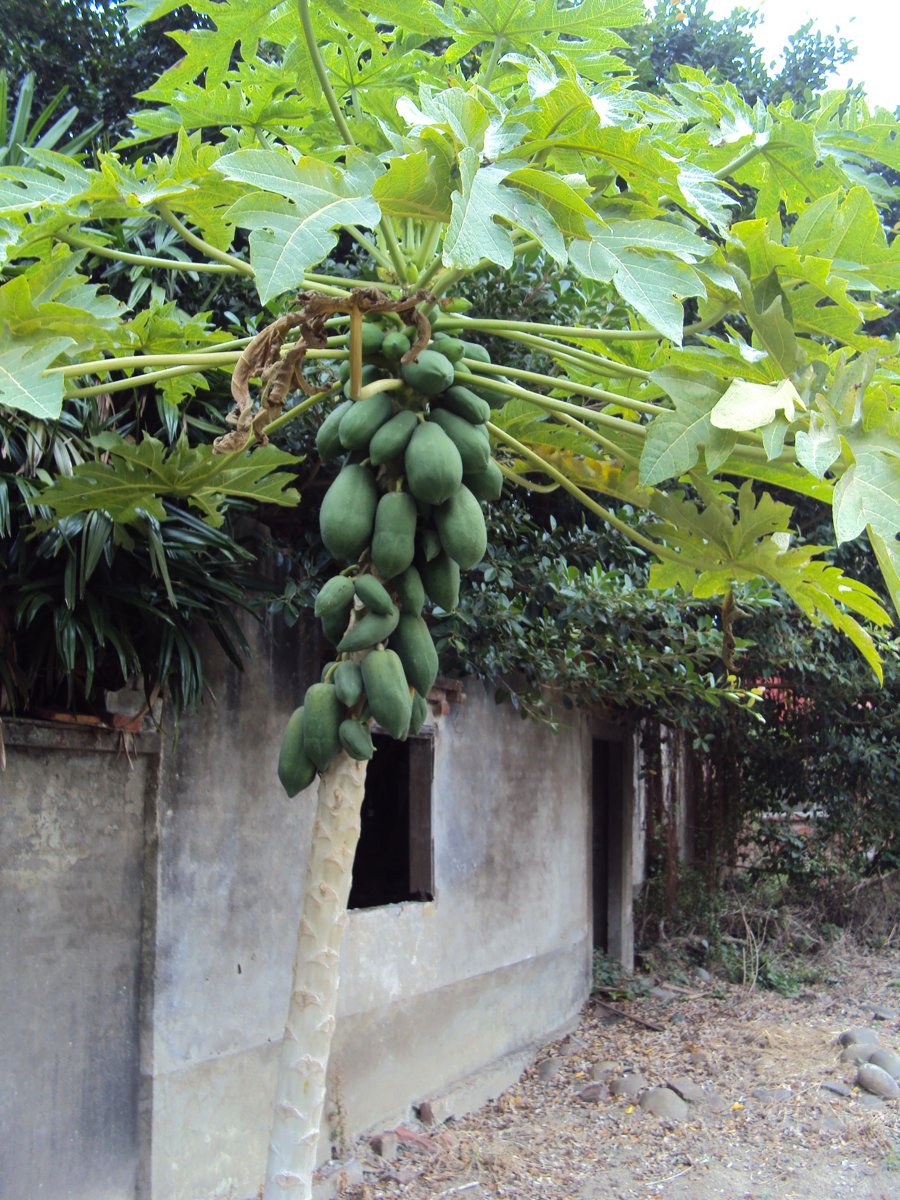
<box><xmin>704</xmin><ymin>0</ymin><xmax>899</xmax><ymax>111</ymax></box>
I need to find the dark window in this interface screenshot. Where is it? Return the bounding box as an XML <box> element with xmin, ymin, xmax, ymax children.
<box><xmin>348</xmin><ymin>732</ymin><xmax>434</xmax><ymax>910</ymax></box>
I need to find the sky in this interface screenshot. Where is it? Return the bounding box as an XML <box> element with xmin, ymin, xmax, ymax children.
<box><xmin>704</xmin><ymin>0</ymin><xmax>899</xmax><ymax>111</ymax></box>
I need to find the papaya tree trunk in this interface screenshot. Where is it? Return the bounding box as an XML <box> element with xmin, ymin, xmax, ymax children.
<box><xmin>264</xmin><ymin>751</ymin><xmax>368</xmax><ymax>1200</ymax></box>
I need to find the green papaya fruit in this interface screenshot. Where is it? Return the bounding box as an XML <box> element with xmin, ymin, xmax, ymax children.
<box><xmin>371</xmin><ymin>491</ymin><xmax>417</xmax><ymax>579</ymax></box>
<box><xmin>458</xmin><ymin>340</ymin><xmax>491</xmax><ymax>363</ymax></box>
<box><xmin>389</xmin><ymin>613</ymin><xmax>439</xmax><ymax>697</ymax></box>
<box><xmin>409</xmin><ymin>690</ymin><xmax>429</xmax><ymax>735</ymax></box>
<box><xmin>361</xmin><ymin>648</ymin><xmax>412</xmax><ymax>739</ymax></box>
<box><xmin>360</xmin><ymin>321</ymin><xmax>385</xmax><ymax>357</ymax></box>
<box><xmin>421</xmin><ymin>550</ymin><xmax>460</xmax><ymax>610</ymax></box>
<box><xmin>394</xmin><ymin>565</ymin><xmax>426</xmax><ymax>615</ymax></box>
<box><xmin>369</xmin><ymin>409</ymin><xmax>418</xmax><ymax>466</ymax></box>
<box><xmin>321</xmin><ymin>609</ymin><xmax>349</xmax><ymax>645</ymax></box>
<box><xmin>405</xmin><ymin>422</ymin><xmax>463</xmax><ymax>505</ymax></box>
<box><xmin>432</xmin><ymin>336</ymin><xmax>465</xmax><ymax>363</ymax></box>
<box><xmin>333</xmin><ymin>660</ymin><xmax>364</xmax><ymax>708</ymax></box>
<box><xmin>400</xmin><ymin>348</ymin><xmax>455</xmax><ymax>396</ymax></box>
<box><xmin>354</xmin><ymin>573</ymin><xmax>395</xmax><ymax>616</ymax></box>
<box><xmin>381</xmin><ymin>330</ymin><xmax>411</xmax><ymax>363</ymax></box>
<box><xmin>427</xmin><ymin>408</ymin><xmax>490</xmax><ymax>475</ymax></box>
<box><xmin>277</xmin><ymin>706</ymin><xmax>317</xmax><ymax>796</ymax></box>
<box><xmin>342</xmin><ymin>362</ymin><xmax>381</xmax><ymax>400</ymax></box>
<box><xmin>418</xmin><ymin>528</ymin><xmax>443</xmax><ymax>563</ymax></box>
<box><xmin>339</xmin><ymin>718</ymin><xmax>375</xmax><ymax>761</ymax></box>
<box><xmin>339</xmin><ymin>393</ymin><xmax>394</xmax><ymax>451</ymax></box>
<box><xmin>464</xmin><ymin>458</ymin><xmax>504</xmax><ymax>502</ymax></box>
<box><xmin>315</xmin><ymin>399</ymin><xmax>354</xmax><ymax>462</ymax></box>
<box><xmin>337</xmin><ymin>606</ymin><xmax>399</xmax><ymax>653</ymax></box>
<box><xmin>302</xmin><ymin>683</ymin><xmax>342</xmax><ymax>771</ymax></box>
<box><xmin>319</xmin><ymin>464</ymin><xmax>378</xmax><ymax>564</ymax></box>
<box><xmin>440</xmin><ymin>385</ymin><xmax>491</xmax><ymax>425</ymax></box>
<box><xmin>435</xmin><ymin>485</ymin><xmax>487</xmax><ymax>569</ymax></box>
<box><xmin>314</xmin><ymin>575</ymin><xmax>355</xmax><ymax>621</ymax></box>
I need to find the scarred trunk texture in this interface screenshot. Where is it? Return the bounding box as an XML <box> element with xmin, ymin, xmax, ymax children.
<box><xmin>264</xmin><ymin>751</ymin><xmax>368</xmax><ymax>1199</ymax></box>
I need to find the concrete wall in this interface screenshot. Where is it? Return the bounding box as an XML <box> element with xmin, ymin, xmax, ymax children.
<box><xmin>2</xmin><ymin>619</ymin><xmax>599</xmax><ymax>1200</ymax></box>
<box><xmin>0</xmin><ymin>718</ymin><xmax>159</xmax><ymax>1200</ymax></box>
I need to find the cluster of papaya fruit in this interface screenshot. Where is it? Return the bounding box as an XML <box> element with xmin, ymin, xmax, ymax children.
<box><xmin>277</xmin><ymin>319</ymin><xmax>504</xmax><ymax>797</ymax></box>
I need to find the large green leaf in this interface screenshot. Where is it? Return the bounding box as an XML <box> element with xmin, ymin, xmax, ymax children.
<box><xmin>0</xmin><ymin>333</ymin><xmax>71</xmax><ymax>420</ymax></box>
<box><xmin>39</xmin><ymin>434</ymin><xmax>302</xmax><ymax>527</ymax></box>
<box><xmin>639</xmin><ymin>367</ymin><xmax>730</xmax><ymax>485</ymax></box>
<box><xmin>215</xmin><ymin>151</ymin><xmax>381</xmax><ymax>301</ymax></box>
<box><xmin>372</xmin><ymin>151</ymin><xmax>452</xmax><ymax>222</ymax></box>
<box><xmin>833</xmin><ymin>454</ymin><xmax>900</xmax><ymax>546</ymax></box>
<box><xmin>570</xmin><ymin>221</ymin><xmax>709</xmax><ymax>342</ymax></box>
<box><xmin>439</xmin><ymin>0</ymin><xmax>644</xmax><ymax>63</ymax></box>
<box><xmin>443</xmin><ymin>147</ymin><xmax>566</xmax><ymax>269</ymax></box>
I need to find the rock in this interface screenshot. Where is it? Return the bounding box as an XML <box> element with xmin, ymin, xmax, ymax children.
<box><xmin>639</xmin><ymin>1087</ymin><xmax>689</xmax><ymax>1121</ymax></box>
<box><xmin>750</xmin><ymin>1087</ymin><xmax>793</xmax><ymax>1103</ymax></box>
<box><xmin>817</xmin><ymin>1115</ymin><xmax>845</xmax><ymax>1134</ymax></box>
<box><xmin>370</xmin><ymin>1133</ymin><xmax>398</xmax><ymax>1160</ymax></box>
<box><xmin>840</xmin><ymin>1044</ymin><xmax>877</xmax><ymax>1065</ymax></box>
<box><xmin>688</xmin><ymin>1050</ymin><xmax>711</xmax><ymax>1068</ymax></box>
<box><xmin>312</xmin><ymin>1159</ymin><xmax>364</xmax><ymax>1200</ymax></box>
<box><xmin>576</xmin><ymin>1083</ymin><xmax>604</xmax><ymax>1102</ymax></box>
<box><xmin>857</xmin><ymin>1063</ymin><xmax>900</xmax><ymax>1099</ymax></box>
<box><xmin>871</xmin><ymin>1006</ymin><xmax>899</xmax><ymax>1022</ymax></box>
<box><xmin>538</xmin><ymin>1057</ymin><xmax>564</xmax><ymax>1082</ymax></box>
<box><xmin>592</xmin><ymin>1059</ymin><xmax>618</xmax><ymax>1081</ymax></box>
<box><xmin>854</xmin><ymin>1090</ymin><xmax>883</xmax><ymax>1107</ymax></box>
<box><xmin>417</xmin><ymin>1101</ymin><xmax>435</xmax><ymax>1126</ymax></box>
<box><xmin>867</xmin><ymin>1047</ymin><xmax>900</xmax><ymax>1079</ymax></box>
<box><xmin>610</xmin><ymin>1073</ymin><xmax>647</xmax><ymax>1098</ymax></box>
<box><xmin>649</xmin><ymin>986</ymin><xmax>677</xmax><ymax>1001</ymax></box>
<box><xmin>666</xmin><ymin>1076</ymin><xmax>708</xmax><ymax>1104</ymax></box>
<box><xmin>560</xmin><ymin>1035</ymin><xmax>587</xmax><ymax>1056</ymax></box>
<box><xmin>820</xmin><ymin>1081</ymin><xmax>852</xmax><ymax>1098</ymax></box>
<box><xmin>838</xmin><ymin>1026</ymin><xmax>880</xmax><ymax>1047</ymax></box>
<box><xmin>695</xmin><ymin>967</ymin><xmax>713</xmax><ymax>984</ymax></box>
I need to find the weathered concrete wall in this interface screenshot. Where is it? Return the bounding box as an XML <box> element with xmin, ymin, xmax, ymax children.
<box><xmin>146</xmin><ymin>629</ymin><xmax>593</xmax><ymax>1200</ymax></box>
<box><xmin>0</xmin><ymin>719</ymin><xmax>158</xmax><ymax>1200</ymax></box>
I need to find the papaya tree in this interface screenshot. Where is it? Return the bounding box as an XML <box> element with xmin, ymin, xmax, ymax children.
<box><xmin>1</xmin><ymin>2</ymin><xmax>899</xmax><ymax>1196</ymax></box>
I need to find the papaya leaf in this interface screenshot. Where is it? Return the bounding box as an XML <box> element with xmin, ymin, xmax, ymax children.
<box><xmin>710</xmin><ymin>379</ymin><xmax>803</xmax><ymax>433</ymax></box>
<box><xmin>639</xmin><ymin>367</ymin><xmax>729</xmax><ymax>485</ymax></box>
<box><xmin>832</xmin><ymin>453</ymin><xmax>900</xmax><ymax>546</ymax></box>
<box><xmin>0</xmin><ymin>333</ymin><xmax>72</xmax><ymax>420</ymax></box>
<box><xmin>38</xmin><ymin>434</ymin><xmax>302</xmax><ymax>527</ymax></box>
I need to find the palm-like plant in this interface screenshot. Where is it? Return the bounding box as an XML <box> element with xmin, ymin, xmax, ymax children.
<box><xmin>0</xmin><ymin>70</ymin><xmax>101</xmax><ymax>166</ymax></box>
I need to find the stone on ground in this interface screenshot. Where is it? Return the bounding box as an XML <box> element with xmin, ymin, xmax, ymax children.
<box><xmin>609</xmin><ymin>1073</ymin><xmax>647</xmax><ymax>1098</ymax></box>
<box><xmin>866</xmin><ymin>1047</ymin><xmax>900</xmax><ymax>1079</ymax></box>
<box><xmin>639</xmin><ymin>1087</ymin><xmax>689</xmax><ymax>1121</ymax></box>
<box><xmin>856</xmin><ymin>1062</ymin><xmax>900</xmax><ymax>1099</ymax></box>
<box><xmin>838</xmin><ymin>1026</ymin><xmax>880</xmax><ymax>1047</ymax></box>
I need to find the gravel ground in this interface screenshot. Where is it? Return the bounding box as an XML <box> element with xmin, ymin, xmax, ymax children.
<box><xmin>321</xmin><ymin>941</ymin><xmax>900</xmax><ymax>1200</ymax></box>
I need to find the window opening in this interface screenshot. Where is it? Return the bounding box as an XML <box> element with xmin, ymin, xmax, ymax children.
<box><xmin>348</xmin><ymin>732</ymin><xmax>434</xmax><ymax>910</ymax></box>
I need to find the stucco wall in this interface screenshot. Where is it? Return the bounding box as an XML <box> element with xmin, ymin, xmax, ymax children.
<box><xmin>0</xmin><ymin>719</ymin><xmax>159</xmax><ymax>1200</ymax></box>
<box><xmin>1</xmin><ymin>618</ymin><xmax>597</xmax><ymax>1200</ymax></box>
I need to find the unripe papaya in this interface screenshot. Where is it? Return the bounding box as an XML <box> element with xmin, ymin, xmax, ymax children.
<box><xmin>314</xmin><ymin>575</ymin><xmax>355</xmax><ymax>621</ymax></box>
<box><xmin>339</xmin><ymin>718</ymin><xmax>375</xmax><ymax>761</ymax></box>
<box><xmin>427</xmin><ymin>408</ymin><xmax>490</xmax><ymax>474</ymax></box>
<box><xmin>464</xmin><ymin>458</ymin><xmax>504</xmax><ymax>502</ymax></box>
<box><xmin>432</xmin><ymin>336</ymin><xmax>465</xmax><ymax>363</ymax></box>
<box><xmin>421</xmin><ymin>550</ymin><xmax>460</xmax><ymax>610</ymax></box>
<box><xmin>382</xmin><ymin>330</ymin><xmax>411</xmax><ymax>363</ymax></box>
<box><xmin>371</xmin><ymin>491</ymin><xmax>417</xmax><ymax>579</ymax></box>
<box><xmin>409</xmin><ymin>690</ymin><xmax>429</xmax><ymax>735</ymax></box>
<box><xmin>390</xmin><ymin>613</ymin><xmax>439</xmax><ymax>697</ymax></box>
<box><xmin>394</xmin><ymin>565</ymin><xmax>426</xmax><ymax>615</ymax></box>
<box><xmin>337</xmin><ymin>606</ymin><xmax>399</xmax><ymax>653</ymax></box>
<box><xmin>302</xmin><ymin>683</ymin><xmax>342</xmax><ymax>771</ymax></box>
<box><xmin>319</xmin><ymin>464</ymin><xmax>378</xmax><ymax>564</ymax></box>
<box><xmin>339</xmin><ymin>392</ymin><xmax>394</xmax><ymax>450</ymax></box>
<box><xmin>405</xmin><ymin>422</ymin><xmax>463</xmax><ymax>505</ymax></box>
<box><xmin>354</xmin><ymin>573</ymin><xmax>394</xmax><ymax>616</ymax></box>
<box><xmin>333</xmin><ymin>660</ymin><xmax>364</xmax><ymax>707</ymax></box>
<box><xmin>435</xmin><ymin>485</ymin><xmax>487</xmax><ymax>569</ymax></box>
<box><xmin>369</xmin><ymin>409</ymin><xmax>418</xmax><ymax>466</ymax></box>
<box><xmin>418</xmin><ymin>528</ymin><xmax>442</xmax><ymax>563</ymax></box>
<box><xmin>321</xmin><ymin>609</ymin><xmax>349</xmax><ymax>645</ymax></box>
<box><xmin>342</xmin><ymin>362</ymin><xmax>381</xmax><ymax>400</ymax></box>
<box><xmin>360</xmin><ymin>321</ymin><xmax>384</xmax><ymax>357</ymax></box>
<box><xmin>361</xmin><ymin>648</ymin><xmax>412</xmax><ymax>739</ymax></box>
<box><xmin>459</xmin><ymin>340</ymin><xmax>491</xmax><ymax>363</ymax></box>
<box><xmin>277</xmin><ymin>706</ymin><xmax>317</xmax><ymax>796</ymax></box>
<box><xmin>440</xmin><ymin>385</ymin><xmax>491</xmax><ymax>425</ymax></box>
<box><xmin>400</xmin><ymin>348</ymin><xmax>455</xmax><ymax>396</ymax></box>
<box><xmin>316</xmin><ymin>399</ymin><xmax>354</xmax><ymax>462</ymax></box>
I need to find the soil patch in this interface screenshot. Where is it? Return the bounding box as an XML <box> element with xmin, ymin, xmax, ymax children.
<box><xmin>325</xmin><ymin>941</ymin><xmax>900</xmax><ymax>1200</ymax></box>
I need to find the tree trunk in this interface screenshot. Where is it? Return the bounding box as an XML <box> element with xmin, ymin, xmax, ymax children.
<box><xmin>264</xmin><ymin>750</ymin><xmax>368</xmax><ymax>1199</ymax></box>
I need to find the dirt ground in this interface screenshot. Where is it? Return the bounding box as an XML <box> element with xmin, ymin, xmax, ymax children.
<box><xmin>328</xmin><ymin>940</ymin><xmax>900</xmax><ymax>1200</ymax></box>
